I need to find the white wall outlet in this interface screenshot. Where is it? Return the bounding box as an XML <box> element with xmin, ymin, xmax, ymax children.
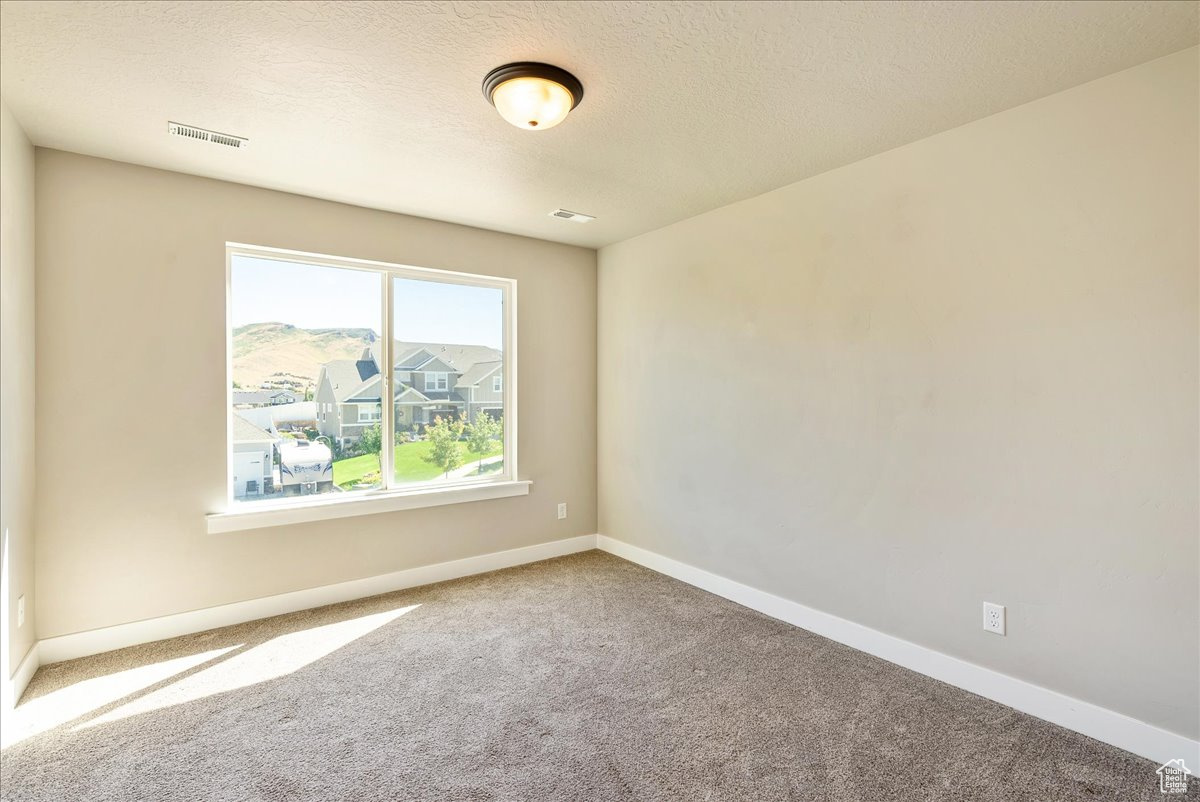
<box><xmin>557</xmin><ymin>502</ymin><xmax>567</xmax><ymax>520</ymax></box>
<box><xmin>17</xmin><ymin>595</ymin><xmax>25</xmax><ymax>628</ymax></box>
<box><xmin>983</xmin><ymin>602</ymin><xmax>1005</xmax><ymax>635</ymax></box>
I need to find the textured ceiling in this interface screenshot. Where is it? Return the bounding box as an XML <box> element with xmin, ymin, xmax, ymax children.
<box><xmin>1</xmin><ymin>1</ymin><xmax>1197</xmax><ymax>248</ymax></box>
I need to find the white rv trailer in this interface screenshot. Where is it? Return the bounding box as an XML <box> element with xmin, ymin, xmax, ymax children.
<box><xmin>277</xmin><ymin>439</ymin><xmax>334</xmax><ymax>496</ymax></box>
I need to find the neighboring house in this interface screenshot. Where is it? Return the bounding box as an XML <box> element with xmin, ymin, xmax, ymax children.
<box><xmin>232</xmin><ymin>388</ymin><xmax>299</xmax><ymax>407</ymax></box>
<box><xmin>232</xmin><ymin>412</ymin><xmax>279</xmax><ymax>498</ymax></box>
<box><xmin>315</xmin><ymin>341</ymin><xmax>503</xmax><ymax>446</ymax></box>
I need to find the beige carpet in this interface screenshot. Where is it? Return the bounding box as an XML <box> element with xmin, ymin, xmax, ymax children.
<box><xmin>0</xmin><ymin>551</ymin><xmax>1191</xmax><ymax>801</ymax></box>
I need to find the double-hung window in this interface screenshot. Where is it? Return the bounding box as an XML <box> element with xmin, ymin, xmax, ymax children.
<box><xmin>218</xmin><ymin>243</ymin><xmax>518</xmax><ymax>529</ymax></box>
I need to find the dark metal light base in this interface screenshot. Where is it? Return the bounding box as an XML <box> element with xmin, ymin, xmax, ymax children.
<box><xmin>482</xmin><ymin>62</ymin><xmax>584</xmax><ymax>109</ymax></box>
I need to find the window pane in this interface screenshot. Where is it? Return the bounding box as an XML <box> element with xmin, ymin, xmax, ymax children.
<box><xmin>391</xmin><ymin>277</ymin><xmax>504</xmax><ymax>487</ymax></box>
<box><xmin>230</xmin><ymin>255</ymin><xmax>382</xmax><ymax>502</ymax></box>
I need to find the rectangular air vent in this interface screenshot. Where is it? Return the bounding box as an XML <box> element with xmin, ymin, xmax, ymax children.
<box><xmin>549</xmin><ymin>208</ymin><xmax>595</xmax><ymax>223</ymax></box>
<box><xmin>168</xmin><ymin>122</ymin><xmax>248</xmax><ymax>149</ymax></box>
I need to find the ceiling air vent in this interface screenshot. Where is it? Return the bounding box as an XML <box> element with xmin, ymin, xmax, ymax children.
<box><xmin>549</xmin><ymin>208</ymin><xmax>595</xmax><ymax>223</ymax></box>
<box><xmin>168</xmin><ymin>122</ymin><xmax>248</xmax><ymax>150</ymax></box>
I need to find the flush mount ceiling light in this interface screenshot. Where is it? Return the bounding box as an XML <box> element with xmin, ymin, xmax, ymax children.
<box><xmin>482</xmin><ymin>62</ymin><xmax>584</xmax><ymax>131</ymax></box>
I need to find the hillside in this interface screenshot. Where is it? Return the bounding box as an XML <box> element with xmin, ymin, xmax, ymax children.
<box><xmin>233</xmin><ymin>322</ymin><xmax>376</xmax><ymax>391</ymax></box>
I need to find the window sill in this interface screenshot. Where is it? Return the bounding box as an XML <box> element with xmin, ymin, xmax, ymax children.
<box><xmin>207</xmin><ymin>480</ymin><xmax>531</xmax><ymax>534</ymax></box>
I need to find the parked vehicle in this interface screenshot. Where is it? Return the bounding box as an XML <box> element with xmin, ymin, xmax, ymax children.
<box><xmin>277</xmin><ymin>439</ymin><xmax>334</xmax><ymax>496</ymax></box>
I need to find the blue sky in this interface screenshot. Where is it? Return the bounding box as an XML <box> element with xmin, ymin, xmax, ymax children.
<box><xmin>231</xmin><ymin>255</ymin><xmax>503</xmax><ymax>349</ymax></box>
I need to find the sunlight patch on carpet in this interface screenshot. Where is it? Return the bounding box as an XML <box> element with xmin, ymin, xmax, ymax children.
<box><xmin>2</xmin><ymin>646</ymin><xmax>241</xmax><ymax>748</ymax></box>
<box><xmin>74</xmin><ymin>604</ymin><xmax>420</xmax><ymax>731</ymax></box>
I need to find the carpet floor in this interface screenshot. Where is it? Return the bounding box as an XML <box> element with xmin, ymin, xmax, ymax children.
<box><xmin>0</xmin><ymin>551</ymin><xmax>1191</xmax><ymax>801</ymax></box>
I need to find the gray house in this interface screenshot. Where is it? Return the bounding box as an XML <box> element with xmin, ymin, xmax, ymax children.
<box><xmin>315</xmin><ymin>341</ymin><xmax>503</xmax><ymax>447</ymax></box>
<box><xmin>232</xmin><ymin>388</ymin><xmax>298</xmax><ymax>407</ymax></box>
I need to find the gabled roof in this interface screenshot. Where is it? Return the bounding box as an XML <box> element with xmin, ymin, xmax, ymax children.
<box><xmin>344</xmin><ymin>377</ymin><xmax>440</xmax><ymax>403</ymax></box>
<box><xmin>232</xmin><ymin>412</ymin><xmax>278</xmax><ymax>443</ymax></box>
<box><xmin>456</xmin><ymin>360</ymin><xmax>502</xmax><ymax>388</ymax></box>
<box><xmin>370</xmin><ymin>341</ymin><xmax>502</xmax><ymax>374</ymax></box>
<box><xmin>321</xmin><ymin>358</ymin><xmax>380</xmax><ymax>402</ymax></box>
<box><xmin>419</xmin><ymin>391</ymin><xmax>466</xmax><ymax>404</ymax></box>
<box><xmin>394</xmin><ymin>347</ymin><xmax>434</xmax><ymax>369</ymax></box>
<box><xmin>345</xmin><ymin>380</ymin><xmax>471</xmax><ymax>405</ymax></box>
<box><xmin>345</xmin><ymin>375</ymin><xmax>382</xmax><ymax>403</ymax></box>
<box><xmin>394</xmin><ymin>385</ymin><xmax>430</xmax><ymax>403</ymax></box>
<box><xmin>324</xmin><ymin>342</ymin><xmax>502</xmax><ymax>404</ymax></box>
<box><xmin>410</xmin><ymin>355</ymin><xmax>457</xmax><ymax>374</ymax></box>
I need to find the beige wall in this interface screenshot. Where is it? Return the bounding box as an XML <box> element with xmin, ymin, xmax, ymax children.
<box><xmin>598</xmin><ymin>47</ymin><xmax>1199</xmax><ymax>739</ymax></box>
<box><xmin>0</xmin><ymin>98</ymin><xmax>38</xmax><ymax>679</ymax></box>
<box><xmin>34</xmin><ymin>151</ymin><xmax>597</xmax><ymax>638</ymax></box>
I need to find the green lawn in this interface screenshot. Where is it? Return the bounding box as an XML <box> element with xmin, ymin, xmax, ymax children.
<box><xmin>334</xmin><ymin>440</ymin><xmax>503</xmax><ymax>489</ymax></box>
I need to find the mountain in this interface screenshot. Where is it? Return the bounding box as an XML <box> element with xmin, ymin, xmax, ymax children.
<box><xmin>232</xmin><ymin>322</ymin><xmax>376</xmax><ymax>391</ymax></box>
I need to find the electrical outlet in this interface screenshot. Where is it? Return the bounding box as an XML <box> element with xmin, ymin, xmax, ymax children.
<box><xmin>983</xmin><ymin>602</ymin><xmax>1005</xmax><ymax>635</ymax></box>
<box><xmin>17</xmin><ymin>595</ymin><xmax>25</xmax><ymax>628</ymax></box>
<box><xmin>557</xmin><ymin>502</ymin><xmax>567</xmax><ymax>520</ymax></box>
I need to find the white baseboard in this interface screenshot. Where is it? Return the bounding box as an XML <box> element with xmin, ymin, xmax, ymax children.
<box><xmin>2</xmin><ymin>642</ymin><xmax>40</xmax><ymax>709</ymax></box>
<box><xmin>39</xmin><ymin>534</ymin><xmax>598</xmax><ymax>665</ymax></box>
<box><xmin>596</xmin><ymin>535</ymin><xmax>1199</xmax><ymax>769</ymax></box>
<box><xmin>25</xmin><ymin>532</ymin><xmax>1199</xmax><ymax>769</ymax></box>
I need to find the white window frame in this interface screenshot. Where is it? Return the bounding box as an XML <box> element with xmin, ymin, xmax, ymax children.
<box><xmin>492</xmin><ymin>374</ymin><xmax>503</xmax><ymax>393</ymax></box>
<box><xmin>212</xmin><ymin>242</ymin><xmax>525</xmax><ymax>534</ymax></box>
<box><xmin>357</xmin><ymin>404</ymin><xmax>382</xmax><ymax>423</ymax></box>
<box><xmin>424</xmin><ymin>372</ymin><xmax>448</xmax><ymax>392</ymax></box>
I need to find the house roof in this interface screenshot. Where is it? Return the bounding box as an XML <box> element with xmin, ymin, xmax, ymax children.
<box><xmin>232</xmin><ymin>389</ymin><xmax>296</xmax><ymax>405</ymax></box>
<box><xmin>349</xmin><ymin>380</ymin><xmax>465</xmax><ymax>406</ymax></box>
<box><xmin>345</xmin><ymin>375</ymin><xmax>383</xmax><ymax>403</ymax></box>
<box><xmin>232</xmin><ymin>412</ymin><xmax>278</xmax><ymax>443</ymax></box>
<box><xmin>394</xmin><ymin>385</ymin><xmax>430</xmax><ymax>403</ymax></box>
<box><xmin>456</xmin><ymin>360</ymin><xmax>502</xmax><ymax>388</ymax></box>
<box><xmin>393</xmin><ymin>346</ymin><xmax>434</xmax><ymax>369</ymax></box>
<box><xmin>418</xmin><ymin>391</ymin><xmax>466</xmax><ymax>404</ymax></box>
<box><xmin>328</xmin><ymin>342</ymin><xmax>502</xmax><ymax>403</ymax></box>
<box><xmin>345</xmin><ymin>380</ymin><xmax>475</xmax><ymax>406</ymax></box>
<box><xmin>321</xmin><ymin>358</ymin><xmax>380</xmax><ymax>402</ymax></box>
<box><xmin>371</xmin><ymin>341</ymin><xmax>502</xmax><ymax>374</ymax></box>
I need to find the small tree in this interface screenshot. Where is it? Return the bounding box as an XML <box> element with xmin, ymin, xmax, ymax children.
<box><xmin>465</xmin><ymin>412</ymin><xmax>500</xmax><ymax>470</ymax></box>
<box><xmin>423</xmin><ymin>415</ymin><xmax>465</xmax><ymax>477</ymax></box>
<box><xmin>356</xmin><ymin>423</ymin><xmax>383</xmax><ymax>457</ymax></box>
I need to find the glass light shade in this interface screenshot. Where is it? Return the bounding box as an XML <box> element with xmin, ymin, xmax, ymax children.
<box><xmin>490</xmin><ymin>76</ymin><xmax>575</xmax><ymax>131</ymax></box>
